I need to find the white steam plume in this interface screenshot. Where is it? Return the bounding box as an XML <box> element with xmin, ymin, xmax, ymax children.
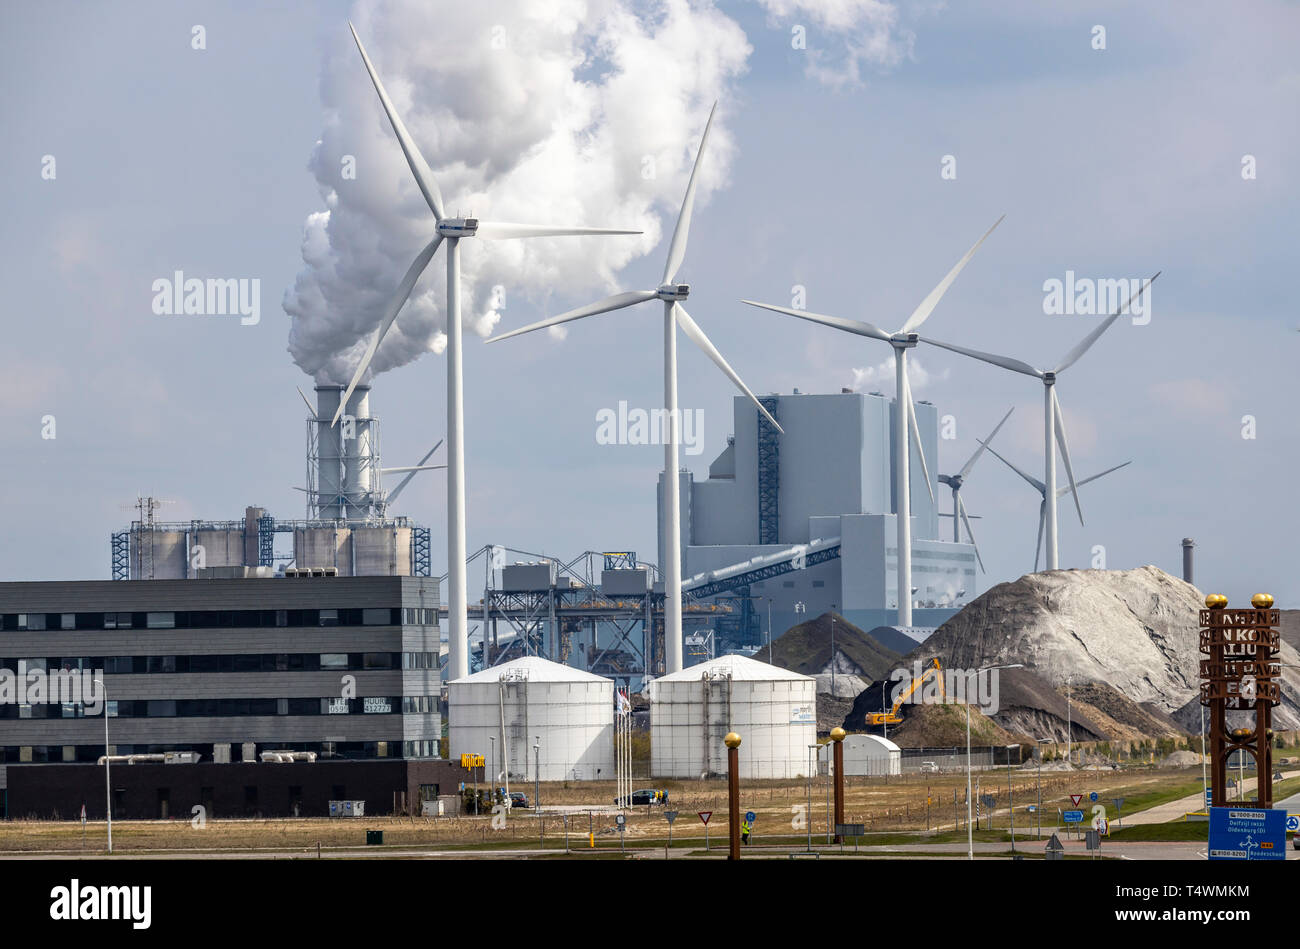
<box><xmin>284</xmin><ymin>0</ymin><xmax>752</xmax><ymax>385</ymax></box>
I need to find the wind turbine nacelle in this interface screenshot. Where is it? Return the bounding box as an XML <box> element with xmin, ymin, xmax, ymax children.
<box><xmin>438</xmin><ymin>218</ymin><xmax>479</xmax><ymax>237</ymax></box>
<box><xmin>656</xmin><ymin>284</ymin><xmax>690</xmax><ymax>301</ymax></box>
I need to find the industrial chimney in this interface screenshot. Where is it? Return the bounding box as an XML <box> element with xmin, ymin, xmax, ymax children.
<box><xmin>1181</xmin><ymin>537</ymin><xmax>1195</xmax><ymax>585</ymax></box>
<box><xmin>310</xmin><ymin>384</ymin><xmax>381</xmax><ymax>520</ymax></box>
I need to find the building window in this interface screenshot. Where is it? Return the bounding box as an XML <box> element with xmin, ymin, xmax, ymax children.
<box><xmin>324</xmin><ymin>698</ymin><xmax>349</xmax><ymax>715</ymax></box>
<box><xmin>362</xmin><ymin>608</ymin><xmax>390</xmax><ymax>625</ymax></box>
<box><xmin>320</xmin><ymin>653</ymin><xmax>348</xmax><ymax>670</ymax></box>
<box><xmin>319</xmin><ymin>609</ymin><xmax>339</xmax><ymax>627</ymax></box>
<box><xmin>363</xmin><ymin>697</ymin><xmax>393</xmax><ymax>714</ymax></box>
<box><xmin>812</xmin><ymin>580</ymin><xmax>826</xmax><ymax>588</ymax></box>
<box><xmin>60</xmin><ymin>613</ymin><xmax>75</xmax><ymax>630</ymax></box>
<box><xmin>21</xmin><ymin>614</ymin><xmax>45</xmax><ymax>631</ymax></box>
<box><xmin>146</xmin><ymin>612</ymin><xmax>175</xmax><ymax>629</ymax></box>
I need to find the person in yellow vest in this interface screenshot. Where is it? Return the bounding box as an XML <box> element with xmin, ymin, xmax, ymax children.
<box><xmin>741</xmin><ymin>817</ymin><xmax>751</xmax><ymax>845</ymax></box>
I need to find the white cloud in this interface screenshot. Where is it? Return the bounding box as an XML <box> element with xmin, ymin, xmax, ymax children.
<box><xmin>850</xmin><ymin>354</ymin><xmax>947</xmax><ymax>391</ymax></box>
<box><xmin>284</xmin><ymin>0</ymin><xmax>753</xmax><ymax>385</ymax></box>
<box><xmin>756</xmin><ymin>0</ymin><xmax>914</xmax><ymax>88</ymax></box>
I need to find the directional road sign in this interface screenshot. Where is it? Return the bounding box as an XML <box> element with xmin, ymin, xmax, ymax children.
<box><xmin>1208</xmin><ymin>807</ymin><xmax>1286</xmax><ymax>860</ymax></box>
<box><xmin>1063</xmin><ymin>810</ymin><xmax>1084</xmax><ymax>824</ymax></box>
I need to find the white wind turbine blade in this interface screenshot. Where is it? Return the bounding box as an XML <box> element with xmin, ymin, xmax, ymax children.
<box><xmin>349</xmin><ymin>22</ymin><xmax>445</xmax><ymax>221</ymax></box>
<box><xmin>486</xmin><ymin>290</ymin><xmax>657</xmax><ymax>344</ymax></box>
<box><xmin>662</xmin><ymin>101</ymin><xmax>717</xmax><ymax>285</ymax></box>
<box><xmin>333</xmin><ymin>234</ymin><xmax>444</xmax><ymax>425</ymax></box>
<box><xmin>980</xmin><ymin>438</ymin><xmax>1046</xmax><ymax>495</ymax></box>
<box><xmin>296</xmin><ymin>386</ymin><xmax>318</xmax><ymax>419</ymax></box>
<box><xmin>741</xmin><ymin>300</ymin><xmax>892</xmax><ymax>342</ymax></box>
<box><xmin>1055</xmin><ymin>460</ymin><xmax>1131</xmax><ymax>497</ymax></box>
<box><xmin>475</xmin><ymin>222</ymin><xmax>642</xmax><ymax>240</ymax></box>
<box><xmin>1052</xmin><ymin>389</ymin><xmax>1083</xmax><ymax>525</ymax></box>
<box><xmin>386</xmin><ymin>438</ymin><xmax>444</xmax><ymax>506</ymax></box>
<box><xmin>1053</xmin><ymin>272</ymin><xmax>1160</xmax><ymax>375</ymax></box>
<box><xmin>899</xmin><ymin>215</ymin><xmax>1005</xmax><ymax>334</ymax></box>
<box><xmin>674</xmin><ymin>304</ymin><xmax>784</xmax><ymax>434</ymax></box>
<box><xmin>903</xmin><ymin>373</ymin><xmax>935</xmax><ymax>504</ymax></box>
<box><xmin>382</xmin><ymin>465</ymin><xmax>447</xmax><ymax>474</ymax></box>
<box><xmin>958</xmin><ymin>495</ymin><xmax>985</xmax><ymax>573</ymax></box>
<box><xmin>1034</xmin><ymin>499</ymin><xmax>1046</xmax><ymax>572</ymax></box>
<box><xmin>957</xmin><ymin>407</ymin><xmax>1014</xmax><ymax>479</ymax></box>
<box><xmin>922</xmin><ymin>337</ymin><xmax>1044</xmax><ymax>378</ymax></box>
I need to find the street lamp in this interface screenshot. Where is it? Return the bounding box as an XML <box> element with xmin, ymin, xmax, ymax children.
<box><xmin>488</xmin><ymin>735</ymin><xmax>496</xmax><ymax>805</ymax></box>
<box><xmin>806</xmin><ymin>744</ymin><xmax>818</xmax><ymax>852</ymax></box>
<box><xmin>767</xmin><ymin>598</ymin><xmax>773</xmax><ymax>664</ymax></box>
<box><xmin>966</xmin><ymin>663</ymin><xmax>1022</xmax><ymax>860</ymax></box>
<box><xmin>95</xmin><ymin>678</ymin><xmax>111</xmax><ymax>854</ymax></box>
<box><xmin>829</xmin><ymin>605</ymin><xmax>837</xmax><ymax>696</ymax></box>
<box><xmin>533</xmin><ymin>736</ymin><xmax>540</xmax><ymax>811</ymax></box>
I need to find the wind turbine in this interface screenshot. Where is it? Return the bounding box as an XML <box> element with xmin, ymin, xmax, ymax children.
<box><xmin>338</xmin><ymin>24</ymin><xmax>639</xmax><ymax>682</ymax></box>
<box><xmin>979</xmin><ymin>439</ymin><xmax>1131</xmax><ymax>572</ymax></box>
<box><xmin>487</xmin><ymin>102</ymin><xmax>781</xmax><ymax>674</ymax></box>
<box><xmin>741</xmin><ymin>215</ymin><xmax>1004</xmax><ymax>626</ymax></box>
<box><xmin>938</xmin><ymin>406</ymin><xmax>1014</xmax><ymax>573</ymax></box>
<box><xmin>923</xmin><ymin>273</ymin><xmax>1157</xmax><ymax>571</ymax></box>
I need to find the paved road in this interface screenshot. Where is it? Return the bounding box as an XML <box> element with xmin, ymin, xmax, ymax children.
<box><xmin>1122</xmin><ymin>769</ymin><xmax>1299</xmax><ymax>826</ymax></box>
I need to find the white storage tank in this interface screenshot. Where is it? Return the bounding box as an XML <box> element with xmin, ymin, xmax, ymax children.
<box><xmin>447</xmin><ymin>657</ymin><xmax>614</xmax><ymax>782</ymax></box>
<box><xmin>649</xmin><ymin>654</ymin><xmax>816</xmax><ymax>780</ymax></box>
<box><xmin>818</xmin><ymin>734</ymin><xmax>901</xmax><ymax>776</ymax></box>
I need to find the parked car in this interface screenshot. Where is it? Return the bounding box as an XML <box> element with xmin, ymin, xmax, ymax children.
<box><xmin>919</xmin><ymin>761</ymin><xmax>939</xmax><ymax>774</ymax></box>
<box><xmin>508</xmin><ymin>791</ymin><xmax>529</xmax><ymax>809</ymax></box>
<box><xmin>1292</xmin><ymin>834</ymin><xmax>1299</xmax><ymax>851</ymax></box>
<box><xmin>614</xmin><ymin>788</ymin><xmax>668</xmax><ymax>806</ymax></box>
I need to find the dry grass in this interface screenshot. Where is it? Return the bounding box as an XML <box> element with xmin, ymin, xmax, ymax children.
<box><xmin>0</xmin><ymin>766</ymin><xmax>1210</xmax><ymax>854</ymax></box>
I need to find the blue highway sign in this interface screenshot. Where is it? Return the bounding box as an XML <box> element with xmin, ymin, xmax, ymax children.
<box><xmin>1208</xmin><ymin>807</ymin><xmax>1286</xmax><ymax>861</ymax></box>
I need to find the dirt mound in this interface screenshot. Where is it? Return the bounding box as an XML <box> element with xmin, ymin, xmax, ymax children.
<box><xmin>905</xmin><ymin>565</ymin><xmax>1300</xmax><ymax>731</ymax></box>
<box><xmin>885</xmin><ymin>702</ymin><xmax>1032</xmax><ymax>748</ymax></box>
<box><xmin>769</xmin><ymin>612</ymin><xmax>901</xmax><ymax>683</ymax></box>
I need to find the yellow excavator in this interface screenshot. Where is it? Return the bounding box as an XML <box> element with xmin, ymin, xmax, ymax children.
<box><xmin>868</xmin><ymin>658</ymin><xmax>945</xmax><ymax>726</ymax></box>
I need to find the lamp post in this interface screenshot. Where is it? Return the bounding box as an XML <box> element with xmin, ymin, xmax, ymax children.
<box><xmin>488</xmin><ymin>735</ymin><xmax>496</xmax><ymax>806</ymax></box>
<box><xmin>96</xmin><ymin>678</ymin><xmax>111</xmax><ymax>854</ymax></box>
<box><xmin>966</xmin><ymin>663</ymin><xmax>1022</xmax><ymax>860</ymax></box>
<box><xmin>829</xmin><ymin>605</ymin><xmax>837</xmax><ymax>696</ymax></box>
<box><xmin>533</xmin><ymin>736</ymin><xmax>540</xmax><ymax>810</ymax></box>
<box><xmin>806</xmin><ymin>743</ymin><xmax>818</xmax><ymax>852</ymax></box>
<box><xmin>725</xmin><ymin>732</ymin><xmax>742</xmax><ymax>861</ymax></box>
<box><xmin>767</xmin><ymin>598</ymin><xmax>773</xmax><ymax>664</ymax></box>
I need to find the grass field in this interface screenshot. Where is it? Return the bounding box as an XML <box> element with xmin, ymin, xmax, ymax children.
<box><xmin>0</xmin><ymin>763</ymin><xmax>1253</xmax><ymax>856</ymax></box>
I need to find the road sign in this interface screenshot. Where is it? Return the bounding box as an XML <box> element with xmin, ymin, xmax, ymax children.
<box><xmin>698</xmin><ymin>811</ymin><xmax>712</xmax><ymax>825</ymax></box>
<box><xmin>1112</xmin><ymin>797</ymin><xmax>1125</xmax><ymax>810</ymax></box>
<box><xmin>980</xmin><ymin>795</ymin><xmax>995</xmax><ymax>809</ymax></box>
<box><xmin>1285</xmin><ymin>815</ymin><xmax>1299</xmax><ymax>833</ymax></box>
<box><xmin>745</xmin><ymin>811</ymin><xmax>755</xmax><ymax>822</ymax></box>
<box><xmin>1205</xmin><ymin>789</ymin><xmax>1213</xmax><ymax>806</ymax></box>
<box><xmin>836</xmin><ymin>823</ymin><xmax>865</xmax><ymax>837</ymax></box>
<box><xmin>664</xmin><ymin>810</ymin><xmax>678</xmax><ymax>825</ymax></box>
<box><xmin>1227</xmin><ymin>778</ymin><xmax>1236</xmax><ymax>788</ymax></box>
<box><xmin>615</xmin><ymin>814</ymin><xmax>626</xmax><ymax>827</ymax></box>
<box><xmin>80</xmin><ymin>805</ymin><xmax>86</xmax><ymax>824</ymax></box>
<box><xmin>1089</xmin><ymin>791</ymin><xmax>1098</xmax><ymax>803</ymax></box>
<box><xmin>1045</xmin><ymin>833</ymin><xmax>1064</xmax><ymax>852</ymax></box>
<box><xmin>1026</xmin><ymin>805</ymin><xmax>1038</xmax><ymax>813</ymax></box>
<box><xmin>1069</xmin><ymin>794</ymin><xmax>1082</xmax><ymax>807</ymax></box>
<box><xmin>1063</xmin><ymin>810</ymin><xmax>1084</xmax><ymax>824</ymax></box>
<box><xmin>1085</xmin><ymin>829</ymin><xmax>1101</xmax><ymax>851</ymax></box>
<box><xmin>1093</xmin><ymin>817</ymin><xmax>1109</xmax><ymax>835</ymax></box>
<box><xmin>1208</xmin><ymin>807</ymin><xmax>1287</xmax><ymax>860</ymax></box>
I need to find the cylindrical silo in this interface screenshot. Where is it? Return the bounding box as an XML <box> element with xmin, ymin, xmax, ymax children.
<box><xmin>447</xmin><ymin>657</ymin><xmax>614</xmax><ymax>781</ymax></box>
<box><xmin>353</xmin><ymin>525</ymin><xmax>412</xmax><ymax>576</ymax></box>
<box><xmin>649</xmin><ymin>654</ymin><xmax>816</xmax><ymax>780</ymax></box>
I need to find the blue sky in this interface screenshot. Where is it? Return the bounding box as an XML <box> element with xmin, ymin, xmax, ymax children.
<box><xmin>2</xmin><ymin>0</ymin><xmax>1297</xmax><ymax>606</ymax></box>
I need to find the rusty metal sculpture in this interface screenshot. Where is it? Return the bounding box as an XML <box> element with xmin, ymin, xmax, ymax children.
<box><xmin>1200</xmin><ymin>593</ymin><xmax>1280</xmax><ymax>808</ymax></box>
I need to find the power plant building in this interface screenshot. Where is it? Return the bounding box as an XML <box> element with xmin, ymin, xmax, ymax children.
<box><xmin>660</xmin><ymin>390</ymin><xmax>978</xmax><ymax>642</ymax></box>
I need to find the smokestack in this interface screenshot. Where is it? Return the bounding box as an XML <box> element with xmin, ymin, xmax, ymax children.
<box><xmin>313</xmin><ymin>384</ymin><xmax>378</xmax><ymax>520</ymax></box>
<box><xmin>1181</xmin><ymin>537</ymin><xmax>1195</xmax><ymax>585</ymax></box>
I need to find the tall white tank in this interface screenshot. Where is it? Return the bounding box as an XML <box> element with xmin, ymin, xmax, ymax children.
<box><xmin>447</xmin><ymin>657</ymin><xmax>614</xmax><ymax>782</ymax></box>
<box><xmin>648</xmin><ymin>654</ymin><xmax>817</xmax><ymax>780</ymax></box>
